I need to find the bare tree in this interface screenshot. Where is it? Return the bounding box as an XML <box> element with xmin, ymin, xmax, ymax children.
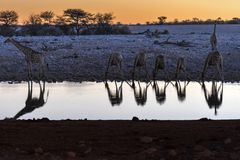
<box><xmin>40</xmin><ymin>11</ymin><xmax>55</xmax><ymax>24</ymax></box>
<box><xmin>63</xmin><ymin>9</ymin><xmax>89</xmax><ymax>35</ymax></box>
<box><xmin>0</xmin><ymin>10</ymin><xmax>18</xmax><ymax>26</ymax></box>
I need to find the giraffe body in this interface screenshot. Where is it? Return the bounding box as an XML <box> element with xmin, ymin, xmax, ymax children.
<box><xmin>105</xmin><ymin>52</ymin><xmax>123</xmax><ymax>79</ymax></box>
<box><xmin>132</xmin><ymin>51</ymin><xmax>149</xmax><ymax>80</ymax></box>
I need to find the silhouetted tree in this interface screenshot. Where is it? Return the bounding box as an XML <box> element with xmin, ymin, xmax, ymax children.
<box><xmin>40</xmin><ymin>11</ymin><xmax>55</xmax><ymax>24</ymax></box>
<box><xmin>63</xmin><ymin>9</ymin><xmax>89</xmax><ymax>35</ymax></box>
<box><xmin>25</xmin><ymin>14</ymin><xmax>42</xmax><ymax>25</ymax></box>
<box><xmin>95</xmin><ymin>13</ymin><xmax>114</xmax><ymax>25</ymax></box>
<box><xmin>0</xmin><ymin>10</ymin><xmax>18</xmax><ymax>26</ymax></box>
<box><xmin>216</xmin><ymin>17</ymin><xmax>224</xmax><ymax>24</ymax></box>
<box><xmin>94</xmin><ymin>13</ymin><xmax>115</xmax><ymax>34</ymax></box>
<box><xmin>158</xmin><ymin>16</ymin><xmax>167</xmax><ymax>24</ymax></box>
<box><xmin>229</xmin><ymin>17</ymin><xmax>240</xmax><ymax>24</ymax></box>
<box><xmin>173</xmin><ymin>18</ymin><xmax>179</xmax><ymax>24</ymax></box>
<box><xmin>55</xmin><ymin>15</ymin><xmax>66</xmax><ymax>25</ymax></box>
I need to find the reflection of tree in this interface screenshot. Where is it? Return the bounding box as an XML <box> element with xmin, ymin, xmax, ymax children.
<box><xmin>174</xmin><ymin>81</ymin><xmax>189</xmax><ymax>102</ymax></box>
<box><xmin>105</xmin><ymin>81</ymin><xmax>123</xmax><ymax>106</ymax></box>
<box><xmin>13</xmin><ymin>80</ymin><xmax>49</xmax><ymax>119</ymax></box>
<box><xmin>201</xmin><ymin>81</ymin><xmax>223</xmax><ymax>115</ymax></box>
<box><xmin>153</xmin><ymin>81</ymin><xmax>169</xmax><ymax>105</ymax></box>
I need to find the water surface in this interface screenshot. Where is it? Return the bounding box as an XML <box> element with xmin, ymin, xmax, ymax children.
<box><xmin>0</xmin><ymin>81</ymin><xmax>239</xmax><ymax>120</ymax></box>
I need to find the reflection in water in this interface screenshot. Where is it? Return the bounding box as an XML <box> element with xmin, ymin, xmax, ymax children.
<box><xmin>13</xmin><ymin>80</ymin><xmax>49</xmax><ymax>119</ymax></box>
<box><xmin>105</xmin><ymin>81</ymin><xmax>123</xmax><ymax>106</ymax></box>
<box><xmin>126</xmin><ymin>80</ymin><xmax>151</xmax><ymax>106</ymax></box>
<box><xmin>152</xmin><ymin>81</ymin><xmax>169</xmax><ymax>105</ymax></box>
<box><xmin>0</xmin><ymin>81</ymin><xmax>234</xmax><ymax>120</ymax></box>
<box><xmin>103</xmin><ymin>80</ymin><xmax>224</xmax><ymax>114</ymax></box>
<box><xmin>201</xmin><ymin>81</ymin><xmax>223</xmax><ymax>115</ymax></box>
<box><xmin>174</xmin><ymin>81</ymin><xmax>190</xmax><ymax>102</ymax></box>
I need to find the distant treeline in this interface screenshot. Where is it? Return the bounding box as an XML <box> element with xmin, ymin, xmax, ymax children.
<box><xmin>0</xmin><ymin>9</ymin><xmax>131</xmax><ymax>36</ymax></box>
<box><xmin>1</xmin><ymin>9</ymin><xmax>240</xmax><ymax>36</ymax></box>
<box><xmin>145</xmin><ymin>16</ymin><xmax>240</xmax><ymax>25</ymax></box>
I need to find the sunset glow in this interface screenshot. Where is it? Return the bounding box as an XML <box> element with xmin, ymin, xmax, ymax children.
<box><xmin>1</xmin><ymin>0</ymin><xmax>240</xmax><ymax>23</ymax></box>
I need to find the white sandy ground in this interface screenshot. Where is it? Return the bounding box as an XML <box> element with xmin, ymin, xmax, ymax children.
<box><xmin>0</xmin><ymin>24</ymin><xmax>240</xmax><ymax>82</ymax></box>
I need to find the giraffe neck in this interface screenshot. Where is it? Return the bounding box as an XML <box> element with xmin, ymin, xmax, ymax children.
<box><xmin>10</xmin><ymin>39</ymin><xmax>29</xmax><ymax>57</ymax></box>
<box><xmin>213</xmin><ymin>24</ymin><xmax>216</xmax><ymax>34</ymax></box>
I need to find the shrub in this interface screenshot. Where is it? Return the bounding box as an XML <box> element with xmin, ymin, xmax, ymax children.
<box><xmin>36</xmin><ymin>26</ymin><xmax>64</xmax><ymax>36</ymax></box>
<box><xmin>0</xmin><ymin>26</ymin><xmax>16</xmax><ymax>37</ymax></box>
<box><xmin>111</xmin><ymin>25</ymin><xmax>131</xmax><ymax>35</ymax></box>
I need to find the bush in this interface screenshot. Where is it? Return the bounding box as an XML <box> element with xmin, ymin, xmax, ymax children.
<box><xmin>81</xmin><ymin>25</ymin><xmax>131</xmax><ymax>35</ymax></box>
<box><xmin>17</xmin><ymin>25</ymin><xmax>42</xmax><ymax>36</ymax></box>
<box><xmin>111</xmin><ymin>25</ymin><xmax>131</xmax><ymax>35</ymax></box>
<box><xmin>0</xmin><ymin>26</ymin><xmax>16</xmax><ymax>37</ymax></box>
<box><xmin>16</xmin><ymin>25</ymin><xmax>68</xmax><ymax>36</ymax></box>
<box><xmin>36</xmin><ymin>26</ymin><xmax>64</xmax><ymax>36</ymax></box>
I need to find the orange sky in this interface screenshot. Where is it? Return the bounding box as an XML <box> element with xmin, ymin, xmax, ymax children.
<box><xmin>1</xmin><ymin>0</ymin><xmax>240</xmax><ymax>24</ymax></box>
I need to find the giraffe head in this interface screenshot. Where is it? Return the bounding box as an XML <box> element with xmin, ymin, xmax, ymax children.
<box><xmin>4</xmin><ymin>38</ymin><xmax>13</xmax><ymax>44</ymax></box>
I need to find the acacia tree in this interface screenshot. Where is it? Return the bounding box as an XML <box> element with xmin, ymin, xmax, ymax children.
<box><xmin>94</xmin><ymin>13</ymin><xmax>115</xmax><ymax>34</ymax></box>
<box><xmin>95</xmin><ymin>13</ymin><xmax>114</xmax><ymax>25</ymax></box>
<box><xmin>25</xmin><ymin>14</ymin><xmax>42</xmax><ymax>25</ymax></box>
<box><xmin>158</xmin><ymin>16</ymin><xmax>167</xmax><ymax>25</ymax></box>
<box><xmin>40</xmin><ymin>11</ymin><xmax>55</xmax><ymax>24</ymax></box>
<box><xmin>0</xmin><ymin>10</ymin><xmax>18</xmax><ymax>26</ymax></box>
<box><xmin>63</xmin><ymin>9</ymin><xmax>89</xmax><ymax>35</ymax></box>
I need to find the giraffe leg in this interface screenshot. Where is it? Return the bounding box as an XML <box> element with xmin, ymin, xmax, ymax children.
<box><xmin>163</xmin><ymin>70</ymin><xmax>170</xmax><ymax>82</ymax></box>
<box><xmin>216</xmin><ymin>64</ymin><xmax>223</xmax><ymax>81</ymax></box>
<box><xmin>118</xmin><ymin>63</ymin><xmax>124</xmax><ymax>79</ymax></box>
<box><xmin>220</xmin><ymin>58</ymin><xmax>224</xmax><ymax>81</ymax></box>
<box><xmin>39</xmin><ymin>62</ymin><xmax>45</xmax><ymax>80</ymax></box>
<box><xmin>27</xmin><ymin>63</ymin><xmax>33</xmax><ymax>80</ymax></box>
<box><xmin>144</xmin><ymin>64</ymin><xmax>150</xmax><ymax>81</ymax></box>
<box><xmin>105</xmin><ymin>65</ymin><xmax>110</xmax><ymax>80</ymax></box>
<box><xmin>27</xmin><ymin>63</ymin><xmax>31</xmax><ymax>79</ymax></box>
<box><xmin>202</xmin><ymin>58</ymin><xmax>210</xmax><ymax>80</ymax></box>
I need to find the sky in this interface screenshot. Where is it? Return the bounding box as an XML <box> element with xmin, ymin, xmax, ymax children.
<box><xmin>1</xmin><ymin>0</ymin><xmax>240</xmax><ymax>24</ymax></box>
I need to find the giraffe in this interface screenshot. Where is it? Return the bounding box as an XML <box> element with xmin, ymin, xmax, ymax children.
<box><xmin>13</xmin><ymin>80</ymin><xmax>49</xmax><ymax>119</ymax></box>
<box><xmin>153</xmin><ymin>81</ymin><xmax>169</xmax><ymax>105</ymax></box>
<box><xmin>175</xmin><ymin>57</ymin><xmax>190</xmax><ymax>80</ymax></box>
<box><xmin>201</xmin><ymin>81</ymin><xmax>223</xmax><ymax>115</ymax></box>
<box><xmin>105</xmin><ymin>52</ymin><xmax>123</xmax><ymax>79</ymax></box>
<box><xmin>4</xmin><ymin>38</ymin><xmax>47</xmax><ymax>79</ymax></box>
<box><xmin>201</xmin><ymin>50</ymin><xmax>224</xmax><ymax>81</ymax></box>
<box><xmin>132</xmin><ymin>50</ymin><xmax>149</xmax><ymax>80</ymax></box>
<box><xmin>105</xmin><ymin>81</ymin><xmax>123</xmax><ymax>106</ymax></box>
<box><xmin>202</xmin><ymin>25</ymin><xmax>223</xmax><ymax>81</ymax></box>
<box><xmin>153</xmin><ymin>54</ymin><xmax>169</xmax><ymax>80</ymax></box>
<box><xmin>210</xmin><ymin>23</ymin><xmax>217</xmax><ymax>51</ymax></box>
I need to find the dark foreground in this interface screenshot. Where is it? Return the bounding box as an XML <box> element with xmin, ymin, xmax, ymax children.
<box><xmin>0</xmin><ymin>120</ymin><xmax>240</xmax><ymax>160</ymax></box>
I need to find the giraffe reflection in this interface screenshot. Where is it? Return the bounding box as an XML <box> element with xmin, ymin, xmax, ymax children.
<box><xmin>13</xmin><ymin>80</ymin><xmax>49</xmax><ymax>119</ymax></box>
<box><xmin>201</xmin><ymin>81</ymin><xmax>223</xmax><ymax>115</ymax></box>
<box><xmin>105</xmin><ymin>81</ymin><xmax>123</xmax><ymax>106</ymax></box>
<box><xmin>152</xmin><ymin>81</ymin><xmax>169</xmax><ymax>105</ymax></box>
<box><xmin>174</xmin><ymin>81</ymin><xmax>189</xmax><ymax>102</ymax></box>
<box><xmin>132</xmin><ymin>81</ymin><xmax>150</xmax><ymax>106</ymax></box>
